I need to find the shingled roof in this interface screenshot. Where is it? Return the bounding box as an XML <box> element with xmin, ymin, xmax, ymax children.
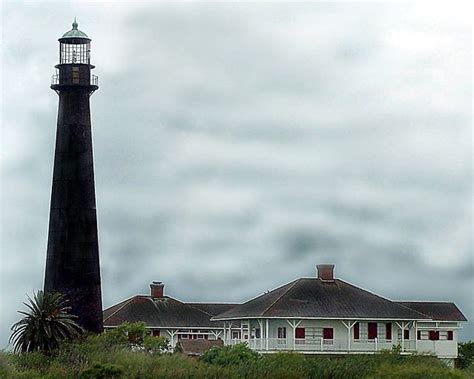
<box><xmin>178</xmin><ymin>339</ymin><xmax>224</xmax><ymax>356</ymax></box>
<box><xmin>395</xmin><ymin>302</ymin><xmax>467</xmax><ymax>322</ymax></box>
<box><xmin>103</xmin><ymin>296</ymin><xmax>236</xmax><ymax>328</ymax></box>
<box><xmin>212</xmin><ymin>278</ymin><xmax>432</xmax><ymax>321</ymax></box>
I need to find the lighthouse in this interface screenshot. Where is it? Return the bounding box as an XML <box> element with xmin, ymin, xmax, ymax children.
<box><xmin>44</xmin><ymin>19</ymin><xmax>103</xmax><ymax>333</ymax></box>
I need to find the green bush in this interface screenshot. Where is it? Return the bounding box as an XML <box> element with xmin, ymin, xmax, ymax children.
<box><xmin>459</xmin><ymin>341</ymin><xmax>474</xmax><ymax>370</ymax></box>
<box><xmin>80</xmin><ymin>362</ymin><xmax>123</xmax><ymax>379</ymax></box>
<box><xmin>199</xmin><ymin>343</ymin><xmax>260</xmax><ymax>366</ymax></box>
<box><xmin>368</xmin><ymin>363</ymin><xmax>466</xmax><ymax>379</ymax></box>
<box><xmin>143</xmin><ymin>335</ymin><xmax>170</xmax><ymax>354</ymax></box>
<box><xmin>102</xmin><ymin>322</ymin><xmax>147</xmax><ymax>349</ymax></box>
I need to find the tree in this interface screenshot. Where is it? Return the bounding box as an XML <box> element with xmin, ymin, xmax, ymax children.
<box><xmin>458</xmin><ymin>341</ymin><xmax>474</xmax><ymax>369</ymax></box>
<box><xmin>10</xmin><ymin>290</ymin><xmax>83</xmax><ymax>354</ymax></box>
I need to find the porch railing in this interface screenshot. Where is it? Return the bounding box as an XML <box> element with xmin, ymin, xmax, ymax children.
<box><xmin>228</xmin><ymin>338</ymin><xmax>418</xmax><ymax>353</ymax></box>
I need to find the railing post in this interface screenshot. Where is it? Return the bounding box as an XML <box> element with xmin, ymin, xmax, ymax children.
<box><xmin>320</xmin><ymin>337</ymin><xmax>323</xmax><ymax>351</ymax></box>
<box><xmin>375</xmin><ymin>337</ymin><xmax>378</xmax><ymax>351</ymax></box>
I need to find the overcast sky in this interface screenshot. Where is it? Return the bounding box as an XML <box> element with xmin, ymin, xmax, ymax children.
<box><xmin>1</xmin><ymin>1</ymin><xmax>472</xmax><ymax>348</ymax></box>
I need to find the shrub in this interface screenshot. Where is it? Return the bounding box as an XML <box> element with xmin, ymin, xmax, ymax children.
<box><xmin>79</xmin><ymin>362</ymin><xmax>123</xmax><ymax>379</ymax></box>
<box><xmin>143</xmin><ymin>335</ymin><xmax>170</xmax><ymax>354</ymax></box>
<box><xmin>368</xmin><ymin>362</ymin><xmax>466</xmax><ymax>379</ymax></box>
<box><xmin>200</xmin><ymin>343</ymin><xmax>260</xmax><ymax>366</ymax></box>
<box><xmin>102</xmin><ymin>322</ymin><xmax>147</xmax><ymax>349</ymax></box>
<box><xmin>458</xmin><ymin>341</ymin><xmax>474</xmax><ymax>370</ymax></box>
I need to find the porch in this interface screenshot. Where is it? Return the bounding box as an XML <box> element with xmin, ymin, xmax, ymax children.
<box><xmin>228</xmin><ymin>337</ymin><xmax>418</xmax><ymax>353</ymax></box>
<box><xmin>222</xmin><ymin>319</ymin><xmax>422</xmax><ymax>354</ymax></box>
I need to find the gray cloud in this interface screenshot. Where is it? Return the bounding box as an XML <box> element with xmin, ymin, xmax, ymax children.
<box><xmin>1</xmin><ymin>2</ymin><xmax>472</xmax><ymax>347</ymax></box>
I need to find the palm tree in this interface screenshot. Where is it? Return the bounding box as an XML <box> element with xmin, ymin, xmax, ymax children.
<box><xmin>10</xmin><ymin>290</ymin><xmax>83</xmax><ymax>353</ymax></box>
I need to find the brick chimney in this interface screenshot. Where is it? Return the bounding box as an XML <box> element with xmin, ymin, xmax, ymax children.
<box><xmin>317</xmin><ymin>264</ymin><xmax>335</xmax><ymax>282</ymax></box>
<box><xmin>150</xmin><ymin>281</ymin><xmax>164</xmax><ymax>298</ymax></box>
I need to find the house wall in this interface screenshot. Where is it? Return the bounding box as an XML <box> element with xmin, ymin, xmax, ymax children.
<box><xmin>223</xmin><ymin>319</ymin><xmax>460</xmax><ymax>359</ymax></box>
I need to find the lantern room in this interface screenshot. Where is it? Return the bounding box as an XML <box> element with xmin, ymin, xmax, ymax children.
<box><xmin>58</xmin><ymin>18</ymin><xmax>91</xmax><ymax>64</ymax></box>
<box><xmin>51</xmin><ymin>19</ymin><xmax>98</xmax><ymax>94</ymax></box>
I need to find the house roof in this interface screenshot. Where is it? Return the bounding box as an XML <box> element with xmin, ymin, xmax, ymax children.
<box><xmin>395</xmin><ymin>302</ymin><xmax>467</xmax><ymax>322</ymax></box>
<box><xmin>187</xmin><ymin>303</ymin><xmax>238</xmax><ymax>316</ymax></box>
<box><xmin>212</xmin><ymin>278</ymin><xmax>431</xmax><ymax>321</ymax></box>
<box><xmin>178</xmin><ymin>339</ymin><xmax>223</xmax><ymax>356</ymax></box>
<box><xmin>103</xmin><ymin>296</ymin><xmax>235</xmax><ymax>329</ymax></box>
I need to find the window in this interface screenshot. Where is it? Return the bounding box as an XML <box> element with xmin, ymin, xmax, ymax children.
<box><xmin>152</xmin><ymin>330</ymin><xmax>160</xmax><ymax>337</ymax></box>
<box><xmin>255</xmin><ymin>328</ymin><xmax>261</xmax><ymax>338</ymax></box>
<box><xmin>404</xmin><ymin>329</ymin><xmax>410</xmax><ymax>340</ymax></box>
<box><xmin>277</xmin><ymin>327</ymin><xmax>286</xmax><ymax>339</ymax></box>
<box><xmin>295</xmin><ymin>328</ymin><xmax>305</xmax><ymax>339</ymax></box>
<box><xmin>368</xmin><ymin>323</ymin><xmax>378</xmax><ymax>340</ymax></box>
<box><xmin>447</xmin><ymin>331</ymin><xmax>453</xmax><ymax>341</ymax></box>
<box><xmin>385</xmin><ymin>323</ymin><xmax>392</xmax><ymax>340</ymax></box>
<box><xmin>353</xmin><ymin>323</ymin><xmax>360</xmax><ymax>340</ymax></box>
<box><xmin>232</xmin><ymin>331</ymin><xmax>240</xmax><ymax>340</ymax></box>
<box><xmin>429</xmin><ymin>331</ymin><xmax>439</xmax><ymax>341</ymax></box>
<box><xmin>417</xmin><ymin>331</ymin><xmax>421</xmax><ymax>340</ymax></box>
<box><xmin>323</xmin><ymin>328</ymin><xmax>334</xmax><ymax>340</ymax></box>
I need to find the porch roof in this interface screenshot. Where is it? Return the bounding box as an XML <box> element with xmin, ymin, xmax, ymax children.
<box><xmin>212</xmin><ymin>278</ymin><xmax>430</xmax><ymax>321</ymax></box>
<box><xmin>395</xmin><ymin>302</ymin><xmax>467</xmax><ymax>322</ymax></box>
<box><xmin>103</xmin><ymin>295</ymin><xmax>237</xmax><ymax>328</ymax></box>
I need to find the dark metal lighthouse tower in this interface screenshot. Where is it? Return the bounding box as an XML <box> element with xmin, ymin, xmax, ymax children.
<box><xmin>44</xmin><ymin>19</ymin><xmax>103</xmax><ymax>333</ymax></box>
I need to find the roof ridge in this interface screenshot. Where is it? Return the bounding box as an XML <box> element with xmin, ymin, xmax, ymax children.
<box><xmin>103</xmin><ymin>296</ymin><xmax>137</xmax><ymax>323</ymax></box>
<box><xmin>396</xmin><ymin>301</ymin><xmax>455</xmax><ymax>304</ymax></box>
<box><xmin>260</xmin><ymin>279</ymin><xmax>300</xmax><ymax>317</ymax></box>
<box><xmin>186</xmin><ymin>303</ymin><xmax>215</xmax><ymax>317</ymax></box>
<box><xmin>338</xmin><ymin>279</ymin><xmax>430</xmax><ymax>319</ymax></box>
<box><xmin>392</xmin><ymin>302</ymin><xmax>432</xmax><ymax>319</ymax></box>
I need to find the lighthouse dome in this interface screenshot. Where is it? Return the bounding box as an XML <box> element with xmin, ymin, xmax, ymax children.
<box><xmin>61</xmin><ymin>18</ymin><xmax>89</xmax><ymax>39</ymax></box>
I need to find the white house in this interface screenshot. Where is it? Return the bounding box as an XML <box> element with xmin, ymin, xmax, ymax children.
<box><xmin>103</xmin><ymin>265</ymin><xmax>466</xmax><ymax>365</ymax></box>
<box><xmin>212</xmin><ymin>265</ymin><xmax>466</xmax><ymax>366</ymax></box>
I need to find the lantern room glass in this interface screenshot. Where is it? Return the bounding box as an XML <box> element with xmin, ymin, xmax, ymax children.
<box><xmin>60</xmin><ymin>41</ymin><xmax>90</xmax><ymax>64</ymax></box>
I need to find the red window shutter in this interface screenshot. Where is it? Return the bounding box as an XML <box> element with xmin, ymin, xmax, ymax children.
<box><xmin>385</xmin><ymin>323</ymin><xmax>392</xmax><ymax>340</ymax></box>
<box><xmin>417</xmin><ymin>331</ymin><xmax>421</xmax><ymax>340</ymax></box>
<box><xmin>447</xmin><ymin>331</ymin><xmax>453</xmax><ymax>341</ymax></box>
<box><xmin>205</xmin><ymin>335</ymin><xmax>209</xmax><ymax>340</ymax></box>
<box><xmin>295</xmin><ymin>328</ymin><xmax>305</xmax><ymax>339</ymax></box>
<box><xmin>152</xmin><ymin>330</ymin><xmax>160</xmax><ymax>337</ymax></box>
<box><xmin>429</xmin><ymin>331</ymin><xmax>439</xmax><ymax>341</ymax></box>
<box><xmin>404</xmin><ymin>329</ymin><xmax>409</xmax><ymax>340</ymax></box>
<box><xmin>323</xmin><ymin>328</ymin><xmax>334</xmax><ymax>340</ymax></box>
<box><xmin>354</xmin><ymin>323</ymin><xmax>360</xmax><ymax>340</ymax></box>
<box><xmin>368</xmin><ymin>323</ymin><xmax>378</xmax><ymax>339</ymax></box>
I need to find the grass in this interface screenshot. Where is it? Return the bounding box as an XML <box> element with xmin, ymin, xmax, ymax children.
<box><xmin>1</xmin><ymin>341</ymin><xmax>473</xmax><ymax>378</ymax></box>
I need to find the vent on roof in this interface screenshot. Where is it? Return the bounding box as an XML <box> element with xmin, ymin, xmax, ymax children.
<box><xmin>317</xmin><ymin>264</ymin><xmax>335</xmax><ymax>282</ymax></box>
<box><xmin>150</xmin><ymin>281</ymin><xmax>164</xmax><ymax>298</ymax></box>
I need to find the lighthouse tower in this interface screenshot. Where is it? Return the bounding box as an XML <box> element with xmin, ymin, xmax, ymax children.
<box><xmin>44</xmin><ymin>19</ymin><xmax>103</xmax><ymax>333</ymax></box>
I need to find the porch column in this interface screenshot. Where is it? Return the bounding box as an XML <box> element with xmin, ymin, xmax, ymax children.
<box><xmin>240</xmin><ymin>320</ymin><xmax>243</xmax><ymax>342</ymax></box>
<box><xmin>168</xmin><ymin>329</ymin><xmax>178</xmax><ymax>348</ymax></box>
<box><xmin>286</xmin><ymin>320</ymin><xmax>302</xmax><ymax>351</ymax></box>
<box><xmin>223</xmin><ymin>322</ymin><xmax>226</xmax><ymax>343</ymax></box>
<box><xmin>258</xmin><ymin>319</ymin><xmax>264</xmax><ymax>351</ymax></box>
<box><xmin>248</xmin><ymin>320</ymin><xmax>252</xmax><ymax>347</ymax></box>
<box><xmin>395</xmin><ymin>321</ymin><xmax>406</xmax><ymax>352</ymax></box>
<box><xmin>265</xmin><ymin>319</ymin><xmax>269</xmax><ymax>351</ymax></box>
<box><xmin>341</xmin><ymin>320</ymin><xmax>357</xmax><ymax>352</ymax></box>
<box><xmin>414</xmin><ymin>321</ymin><xmax>418</xmax><ymax>351</ymax></box>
